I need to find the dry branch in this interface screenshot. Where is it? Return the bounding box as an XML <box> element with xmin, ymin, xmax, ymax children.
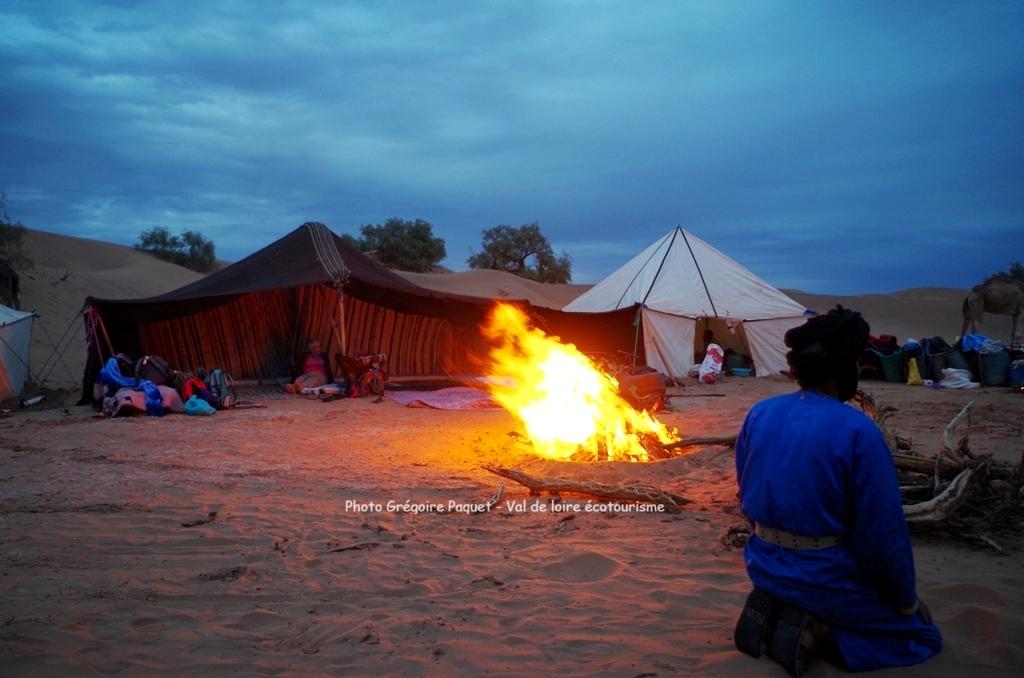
<box><xmin>940</xmin><ymin>402</ymin><xmax>974</xmax><ymax>464</ymax></box>
<box><xmin>482</xmin><ymin>465</ymin><xmax>690</xmax><ymax>513</ymax></box>
<box><xmin>892</xmin><ymin>452</ymin><xmax>1017</xmax><ymax>480</ymax></box>
<box><xmin>904</xmin><ymin>468</ymin><xmax>976</xmax><ymax>524</ymax></box>
<box><xmin>470</xmin><ymin>483</ymin><xmax>505</xmax><ymax>515</ymax></box>
<box><xmin>859</xmin><ymin>390</ymin><xmax>1022</xmax><ymax>547</ymax></box>
<box><xmin>856</xmin><ymin>390</ymin><xmax>900</xmax><ymax>454</ymax></box>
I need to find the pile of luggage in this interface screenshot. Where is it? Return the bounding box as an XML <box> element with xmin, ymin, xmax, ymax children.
<box><xmin>858</xmin><ymin>334</ymin><xmax>1021</xmax><ymax>388</ymax></box>
<box><xmin>93</xmin><ymin>353</ymin><xmax>238</xmax><ymax>417</ymax></box>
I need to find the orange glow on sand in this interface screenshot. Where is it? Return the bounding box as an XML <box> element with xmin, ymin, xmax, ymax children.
<box><xmin>482</xmin><ymin>303</ymin><xmax>677</xmax><ymax>462</ymax></box>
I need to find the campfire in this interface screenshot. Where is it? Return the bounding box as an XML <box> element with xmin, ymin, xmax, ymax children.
<box><xmin>482</xmin><ymin>302</ymin><xmax>678</xmax><ymax>462</ymax></box>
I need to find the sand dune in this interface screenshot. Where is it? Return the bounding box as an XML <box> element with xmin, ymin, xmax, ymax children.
<box><xmin>398</xmin><ymin>269</ymin><xmax>593</xmax><ymax>310</ymax></box>
<box><xmin>784</xmin><ymin>288</ymin><xmax>1013</xmax><ymax>346</ymax></box>
<box><xmin>19</xmin><ymin>229</ymin><xmax>204</xmax><ymax>391</ymax></box>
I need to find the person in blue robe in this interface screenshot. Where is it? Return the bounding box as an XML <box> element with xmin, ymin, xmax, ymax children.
<box><xmin>734</xmin><ymin>306</ymin><xmax>941</xmax><ymax>674</ymax></box>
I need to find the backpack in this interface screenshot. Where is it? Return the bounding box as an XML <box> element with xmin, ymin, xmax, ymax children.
<box><xmin>204</xmin><ymin>368</ymin><xmax>237</xmax><ymax>408</ymax></box>
<box><xmin>181</xmin><ymin>376</ymin><xmax>219</xmax><ymax>407</ymax></box>
<box><xmin>919</xmin><ymin>337</ymin><xmax>955</xmax><ymax>382</ymax></box>
<box><xmin>359</xmin><ymin>368</ymin><xmax>386</xmax><ymax>397</ymax></box>
<box><xmin>136</xmin><ymin>354</ymin><xmax>174</xmax><ymax>386</ymax></box>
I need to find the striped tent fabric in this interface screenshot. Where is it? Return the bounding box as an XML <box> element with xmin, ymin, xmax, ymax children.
<box><xmin>84</xmin><ymin>223</ymin><xmax>491</xmax><ymax>392</ymax></box>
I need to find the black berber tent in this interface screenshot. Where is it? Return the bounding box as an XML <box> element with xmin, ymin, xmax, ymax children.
<box><xmin>83</xmin><ymin>222</ymin><xmax>493</xmax><ymax>393</ymax></box>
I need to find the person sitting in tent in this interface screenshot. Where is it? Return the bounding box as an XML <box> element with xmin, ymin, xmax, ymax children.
<box><xmin>695</xmin><ymin>328</ymin><xmax>716</xmax><ymax>363</ymax></box>
<box><xmin>733</xmin><ymin>306</ymin><xmax>941</xmax><ymax>675</ymax></box>
<box><xmin>285</xmin><ymin>339</ymin><xmax>334</xmax><ymax>393</ymax></box>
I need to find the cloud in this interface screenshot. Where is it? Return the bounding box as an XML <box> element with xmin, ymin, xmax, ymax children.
<box><xmin>0</xmin><ymin>0</ymin><xmax>1021</xmax><ymax>293</ymax></box>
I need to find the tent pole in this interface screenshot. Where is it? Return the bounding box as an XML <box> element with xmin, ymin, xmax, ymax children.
<box><xmin>334</xmin><ymin>289</ymin><xmax>348</xmax><ymax>356</ymax></box>
<box><xmin>631</xmin><ymin>306</ymin><xmax>643</xmax><ymax>367</ymax></box>
<box><xmin>93</xmin><ymin>307</ymin><xmax>116</xmax><ymax>358</ymax></box>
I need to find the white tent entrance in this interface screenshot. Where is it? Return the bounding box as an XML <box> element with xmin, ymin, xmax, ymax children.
<box><xmin>563</xmin><ymin>228</ymin><xmax>808</xmax><ymax>378</ymax></box>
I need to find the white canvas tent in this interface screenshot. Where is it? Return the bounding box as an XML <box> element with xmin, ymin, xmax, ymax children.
<box><xmin>563</xmin><ymin>227</ymin><xmax>808</xmax><ymax>378</ymax></box>
<box><xmin>0</xmin><ymin>305</ymin><xmax>34</xmax><ymax>401</ymax></box>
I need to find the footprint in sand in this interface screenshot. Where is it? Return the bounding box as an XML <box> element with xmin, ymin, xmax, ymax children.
<box><xmin>945</xmin><ymin>605</ymin><xmax>1003</xmax><ymax>644</ymax></box>
<box><xmin>538</xmin><ymin>551</ymin><xmax>621</xmax><ymax>583</ymax></box>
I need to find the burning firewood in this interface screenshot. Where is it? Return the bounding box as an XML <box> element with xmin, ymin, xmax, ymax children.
<box><xmin>482</xmin><ymin>464</ymin><xmax>691</xmax><ymax>513</ymax></box>
<box><xmin>481</xmin><ymin>304</ymin><xmax>678</xmax><ymax>462</ymax></box>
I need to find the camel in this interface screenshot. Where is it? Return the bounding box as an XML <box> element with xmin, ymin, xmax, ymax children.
<box><xmin>961</xmin><ymin>277</ymin><xmax>1024</xmax><ymax>344</ymax></box>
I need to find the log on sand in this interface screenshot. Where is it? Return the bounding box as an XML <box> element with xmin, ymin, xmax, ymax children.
<box><xmin>661</xmin><ymin>434</ymin><xmax>739</xmax><ymax>451</ymax></box>
<box><xmin>482</xmin><ymin>465</ymin><xmax>690</xmax><ymax>513</ymax></box>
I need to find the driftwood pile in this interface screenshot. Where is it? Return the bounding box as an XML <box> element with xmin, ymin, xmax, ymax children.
<box><xmin>855</xmin><ymin>391</ymin><xmax>1023</xmax><ymax>551</ymax></box>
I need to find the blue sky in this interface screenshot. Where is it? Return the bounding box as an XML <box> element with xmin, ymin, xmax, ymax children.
<box><xmin>2</xmin><ymin>1</ymin><xmax>1021</xmax><ymax>293</ymax></box>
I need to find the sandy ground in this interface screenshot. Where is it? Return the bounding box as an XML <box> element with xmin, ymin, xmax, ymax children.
<box><xmin>2</xmin><ymin>377</ymin><xmax>1022</xmax><ymax>677</ymax></box>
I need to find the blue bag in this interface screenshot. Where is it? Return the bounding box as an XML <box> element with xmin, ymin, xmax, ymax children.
<box><xmin>184</xmin><ymin>395</ymin><xmax>217</xmax><ymax>416</ymax></box>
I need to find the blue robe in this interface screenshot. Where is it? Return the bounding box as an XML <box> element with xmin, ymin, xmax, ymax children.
<box><xmin>735</xmin><ymin>390</ymin><xmax>942</xmax><ymax>672</ymax></box>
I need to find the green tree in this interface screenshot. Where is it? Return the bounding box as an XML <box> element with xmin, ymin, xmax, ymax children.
<box><xmin>348</xmin><ymin>218</ymin><xmax>446</xmax><ymax>272</ymax></box>
<box><xmin>0</xmin><ymin>193</ymin><xmax>32</xmax><ymax>270</ymax></box>
<box><xmin>135</xmin><ymin>226</ymin><xmax>217</xmax><ymax>272</ymax></box>
<box><xmin>987</xmin><ymin>262</ymin><xmax>1024</xmax><ymax>284</ymax></box>
<box><xmin>467</xmin><ymin>222</ymin><xmax>572</xmax><ymax>283</ymax></box>
<box><xmin>179</xmin><ymin>230</ymin><xmax>216</xmax><ymax>271</ymax></box>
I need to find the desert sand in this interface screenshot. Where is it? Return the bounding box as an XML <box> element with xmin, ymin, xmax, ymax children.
<box><xmin>2</xmin><ymin>378</ymin><xmax>1022</xmax><ymax>676</ymax></box>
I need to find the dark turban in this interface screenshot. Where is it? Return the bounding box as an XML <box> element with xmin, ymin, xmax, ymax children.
<box><xmin>784</xmin><ymin>306</ymin><xmax>869</xmax><ymax>401</ymax></box>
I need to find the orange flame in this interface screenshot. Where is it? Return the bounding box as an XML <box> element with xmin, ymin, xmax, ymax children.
<box><xmin>482</xmin><ymin>303</ymin><xmax>677</xmax><ymax>462</ymax></box>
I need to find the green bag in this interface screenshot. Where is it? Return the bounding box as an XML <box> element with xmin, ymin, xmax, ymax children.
<box><xmin>979</xmin><ymin>351</ymin><xmax>1010</xmax><ymax>386</ymax></box>
<box><xmin>946</xmin><ymin>350</ymin><xmax>970</xmax><ymax>371</ymax></box>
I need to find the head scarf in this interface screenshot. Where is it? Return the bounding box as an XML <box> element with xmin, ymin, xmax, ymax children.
<box><xmin>784</xmin><ymin>306</ymin><xmax>869</xmax><ymax>401</ymax></box>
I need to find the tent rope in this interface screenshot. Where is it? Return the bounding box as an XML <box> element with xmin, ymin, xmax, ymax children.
<box><xmin>34</xmin><ymin>303</ymin><xmax>85</xmax><ymax>383</ymax></box>
<box><xmin>306</xmin><ymin>222</ymin><xmax>350</xmax><ymax>286</ymax></box>
<box><xmin>36</xmin><ymin>313</ymin><xmax>83</xmax><ymax>386</ymax></box>
<box><xmin>83</xmin><ymin>306</ymin><xmax>108</xmax><ymax>365</ymax></box>
<box><xmin>305</xmin><ymin>222</ymin><xmax>351</xmax><ymax>357</ymax></box>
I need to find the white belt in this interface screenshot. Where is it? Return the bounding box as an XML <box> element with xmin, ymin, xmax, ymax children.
<box><xmin>755</xmin><ymin>524</ymin><xmax>842</xmax><ymax>550</ymax></box>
